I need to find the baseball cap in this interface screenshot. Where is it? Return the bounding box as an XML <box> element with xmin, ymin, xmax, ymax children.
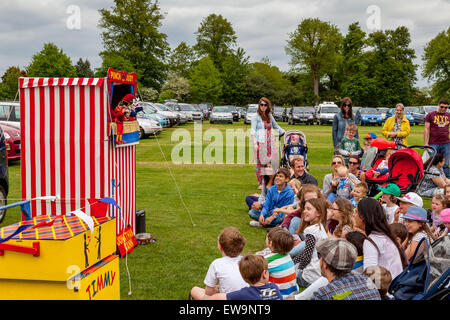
<box><xmin>316</xmin><ymin>238</ymin><xmax>357</xmax><ymax>272</ymax></box>
<box><xmin>380</xmin><ymin>183</ymin><xmax>401</xmax><ymax>197</ymax></box>
<box><xmin>365</xmin><ymin>133</ymin><xmax>377</xmax><ymax>139</ymax></box>
<box><xmin>396</xmin><ymin>192</ymin><xmax>423</xmax><ymax>208</ymax></box>
<box><xmin>403</xmin><ymin>206</ymin><xmax>428</xmax><ymax>222</ymax></box>
<box><xmin>440</xmin><ymin>208</ymin><xmax>450</xmax><ymax>223</ymax></box>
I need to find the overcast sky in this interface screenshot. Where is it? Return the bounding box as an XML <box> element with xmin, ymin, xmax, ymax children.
<box><xmin>1</xmin><ymin>0</ymin><xmax>448</xmax><ymax>88</ymax></box>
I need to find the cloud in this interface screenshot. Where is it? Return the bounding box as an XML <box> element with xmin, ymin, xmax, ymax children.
<box><xmin>0</xmin><ymin>0</ymin><xmax>448</xmax><ymax>89</ymax></box>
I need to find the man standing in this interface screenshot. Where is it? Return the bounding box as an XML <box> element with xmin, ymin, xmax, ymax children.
<box><xmin>290</xmin><ymin>157</ymin><xmax>318</xmax><ymax>186</ymax></box>
<box><xmin>311</xmin><ymin>238</ymin><xmax>381</xmax><ymax>300</ymax></box>
<box><xmin>424</xmin><ymin>99</ymin><xmax>450</xmax><ymax>177</ymax></box>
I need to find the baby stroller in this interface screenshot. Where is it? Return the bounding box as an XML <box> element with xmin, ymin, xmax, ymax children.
<box><xmin>280</xmin><ymin>130</ymin><xmax>309</xmax><ymax>170</ymax></box>
<box><xmin>388</xmin><ymin>236</ymin><xmax>450</xmax><ymax>300</ymax></box>
<box><xmin>366</xmin><ymin>143</ymin><xmax>436</xmax><ymax>196</ymax></box>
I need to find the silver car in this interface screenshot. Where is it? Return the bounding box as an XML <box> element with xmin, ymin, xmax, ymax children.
<box><xmin>244</xmin><ymin>105</ymin><xmax>258</xmax><ymax>124</ymax></box>
<box><xmin>175</xmin><ymin>103</ymin><xmax>203</xmax><ymax>122</ymax></box>
<box><xmin>210</xmin><ymin>106</ymin><xmax>233</xmax><ymax>124</ymax></box>
<box><xmin>150</xmin><ymin>102</ymin><xmax>183</xmax><ymax>126</ymax></box>
<box><xmin>137</xmin><ymin>117</ymin><xmax>162</xmax><ymax>138</ymax></box>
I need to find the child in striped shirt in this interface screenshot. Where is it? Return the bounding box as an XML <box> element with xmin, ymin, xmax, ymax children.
<box><xmin>260</xmin><ymin>227</ymin><xmax>298</xmax><ymax>299</ymax></box>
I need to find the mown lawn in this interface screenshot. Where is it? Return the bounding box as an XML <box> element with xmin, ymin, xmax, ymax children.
<box><xmin>2</xmin><ymin>120</ymin><xmax>429</xmax><ymax>299</ymax></box>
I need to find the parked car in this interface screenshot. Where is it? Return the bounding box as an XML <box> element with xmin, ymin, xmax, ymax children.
<box><xmin>164</xmin><ymin>101</ymin><xmax>188</xmax><ymax>124</ymax></box>
<box><xmin>0</xmin><ymin>124</ymin><xmax>20</xmax><ymax>161</ymax></box>
<box><xmin>236</xmin><ymin>107</ymin><xmax>246</xmax><ymax>119</ymax></box>
<box><xmin>226</xmin><ymin>105</ymin><xmax>239</xmax><ymax>121</ymax></box>
<box><xmin>405</xmin><ymin>106</ymin><xmax>425</xmax><ymax>125</ymax></box>
<box><xmin>352</xmin><ymin>106</ymin><xmax>362</xmax><ymax>118</ymax></box>
<box><xmin>423</xmin><ymin>105</ymin><xmax>438</xmax><ymax>116</ymax></box>
<box><xmin>377</xmin><ymin>107</ymin><xmax>389</xmax><ymax>121</ymax></box>
<box><xmin>139</xmin><ymin>102</ymin><xmax>180</xmax><ymax>127</ymax></box>
<box><xmin>209</xmin><ymin>106</ymin><xmax>233</xmax><ymax>124</ymax></box>
<box><xmin>244</xmin><ymin>105</ymin><xmax>258</xmax><ymax>124</ymax></box>
<box><xmin>288</xmin><ymin>106</ymin><xmax>315</xmax><ymax>125</ymax></box>
<box><xmin>136</xmin><ymin>105</ymin><xmax>169</xmax><ymax>128</ymax></box>
<box><xmin>316</xmin><ymin>102</ymin><xmax>340</xmax><ymax>125</ymax></box>
<box><xmin>0</xmin><ymin>124</ymin><xmax>8</xmax><ymax>223</ymax></box>
<box><xmin>137</xmin><ymin>117</ymin><xmax>162</xmax><ymax>139</ymax></box>
<box><xmin>273</xmin><ymin>106</ymin><xmax>286</xmax><ymax>122</ymax></box>
<box><xmin>175</xmin><ymin>103</ymin><xmax>203</xmax><ymax>122</ymax></box>
<box><xmin>385</xmin><ymin>108</ymin><xmax>415</xmax><ymax>126</ymax></box>
<box><xmin>355</xmin><ymin>108</ymin><xmax>383</xmax><ymax>126</ymax></box>
<box><xmin>199</xmin><ymin>103</ymin><xmax>212</xmax><ymax>119</ymax></box>
<box><xmin>0</xmin><ymin>101</ymin><xmax>20</xmax><ymax>129</ymax></box>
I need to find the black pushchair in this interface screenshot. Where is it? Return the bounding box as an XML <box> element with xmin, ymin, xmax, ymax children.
<box><xmin>280</xmin><ymin>130</ymin><xmax>309</xmax><ymax>170</ymax></box>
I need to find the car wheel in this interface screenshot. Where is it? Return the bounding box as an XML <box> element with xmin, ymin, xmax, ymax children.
<box><xmin>0</xmin><ymin>185</ymin><xmax>7</xmax><ymax>224</ymax></box>
<box><xmin>139</xmin><ymin>127</ymin><xmax>145</xmax><ymax>139</ymax></box>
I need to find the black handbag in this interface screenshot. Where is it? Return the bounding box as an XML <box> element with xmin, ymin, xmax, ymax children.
<box><xmin>388</xmin><ymin>238</ymin><xmax>430</xmax><ymax>300</ymax></box>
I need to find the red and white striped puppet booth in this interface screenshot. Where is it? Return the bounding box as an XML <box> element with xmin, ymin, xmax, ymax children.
<box><xmin>19</xmin><ymin>68</ymin><xmax>139</xmax><ymax>234</ymax></box>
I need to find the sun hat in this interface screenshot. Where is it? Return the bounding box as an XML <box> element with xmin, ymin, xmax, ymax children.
<box><xmin>403</xmin><ymin>206</ymin><xmax>428</xmax><ymax>222</ymax></box>
<box><xmin>365</xmin><ymin>133</ymin><xmax>377</xmax><ymax>139</ymax></box>
<box><xmin>315</xmin><ymin>238</ymin><xmax>357</xmax><ymax>272</ymax></box>
<box><xmin>396</xmin><ymin>192</ymin><xmax>423</xmax><ymax>208</ymax></box>
<box><xmin>440</xmin><ymin>208</ymin><xmax>450</xmax><ymax>223</ymax></box>
<box><xmin>380</xmin><ymin>183</ymin><xmax>401</xmax><ymax>197</ymax></box>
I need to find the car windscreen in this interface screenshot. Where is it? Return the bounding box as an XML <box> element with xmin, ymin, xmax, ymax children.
<box><xmin>274</xmin><ymin>107</ymin><xmax>284</xmax><ymax>112</ymax></box>
<box><xmin>405</xmin><ymin>107</ymin><xmax>420</xmax><ymax>113</ymax></box>
<box><xmin>141</xmin><ymin>104</ymin><xmax>157</xmax><ymax>114</ymax></box>
<box><xmin>154</xmin><ymin>103</ymin><xmax>171</xmax><ymax>111</ymax></box>
<box><xmin>212</xmin><ymin>107</ymin><xmax>229</xmax><ymax>113</ymax></box>
<box><xmin>424</xmin><ymin>106</ymin><xmax>438</xmax><ymax>113</ymax></box>
<box><xmin>360</xmin><ymin>108</ymin><xmax>379</xmax><ymax>114</ymax></box>
<box><xmin>322</xmin><ymin>107</ymin><xmax>339</xmax><ymax>113</ymax></box>
<box><xmin>247</xmin><ymin>107</ymin><xmax>257</xmax><ymax>113</ymax></box>
<box><xmin>178</xmin><ymin>104</ymin><xmax>195</xmax><ymax>111</ymax></box>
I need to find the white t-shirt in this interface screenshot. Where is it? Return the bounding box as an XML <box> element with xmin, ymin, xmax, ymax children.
<box><xmin>412</xmin><ymin>231</ymin><xmax>427</xmax><ymax>243</ymax></box>
<box><xmin>363</xmin><ymin>232</ymin><xmax>404</xmax><ymax>279</ymax></box>
<box><xmin>301</xmin><ymin>224</ymin><xmax>328</xmax><ymax>284</ymax></box>
<box><xmin>383</xmin><ymin>203</ymin><xmax>398</xmax><ymax>224</ymax></box>
<box><xmin>204</xmin><ymin>256</ymin><xmax>249</xmax><ymax>293</ymax></box>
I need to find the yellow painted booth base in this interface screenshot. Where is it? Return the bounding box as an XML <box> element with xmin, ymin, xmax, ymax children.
<box><xmin>0</xmin><ymin>216</ymin><xmax>117</xmax><ymax>282</ymax></box>
<box><xmin>0</xmin><ymin>254</ymin><xmax>120</xmax><ymax>300</ymax></box>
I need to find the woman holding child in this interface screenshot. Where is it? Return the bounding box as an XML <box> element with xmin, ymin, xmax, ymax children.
<box><xmin>251</xmin><ymin>97</ymin><xmax>285</xmax><ymax>189</ymax></box>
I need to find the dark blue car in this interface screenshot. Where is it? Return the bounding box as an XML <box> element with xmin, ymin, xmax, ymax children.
<box><xmin>385</xmin><ymin>108</ymin><xmax>415</xmax><ymax>126</ymax></box>
<box><xmin>356</xmin><ymin>108</ymin><xmax>383</xmax><ymax>126</ymax></box>
<box><xmin>0</xmin><ymin>125</ymin><xmax>9</xmax><ymax>223</ymax></box>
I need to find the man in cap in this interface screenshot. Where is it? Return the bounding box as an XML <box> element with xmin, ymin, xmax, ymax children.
<box><xmin>311</xmin><ymin>238</ymin><xmax>380</xmax><ymax>300</ymax></box>
<box><xmin>393</xmin><ymin>192</ymin><xmax>423</xmax><ymax>224</ymax></box>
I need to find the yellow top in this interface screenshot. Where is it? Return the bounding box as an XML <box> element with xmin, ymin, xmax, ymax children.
<box><xmin>382</xmin><ymin>115</ymin><xmax>410</xmax><ymax>145</ymax></box>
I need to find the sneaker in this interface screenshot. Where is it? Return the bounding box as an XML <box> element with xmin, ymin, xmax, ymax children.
<box><xmin>249</xmin><ymin>221</ymin><xmax>263</xmax><ymax>228</ymax></box>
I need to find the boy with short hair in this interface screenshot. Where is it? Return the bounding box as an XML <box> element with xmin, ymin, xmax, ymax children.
<box><xmin>249</xmin><ymin>168</ymin><xmax>295</xmax><ymax>227</ymax></box>
<box><xmin>260</xmin><ymin>227</ymin><xmax>298</xmax><ymax>299</ymax></box>
<box><xmin>338</xmin><ymin>124</ymin><xmax>362</xmax><ymax>166</ymax></box>
<box><xmin>189</xmin><ymin>227</ymin><xmax>248</xmax><ymax>299</ymax></box>
<box><xmin>350</xmin><ymin>182</ymin><xmax>368</xmax><ymax>207</ymax></box>
<box><xmin>191</xmin><ymin>254</ymin><xmax>283</xmax><ymax>300</ymax></box>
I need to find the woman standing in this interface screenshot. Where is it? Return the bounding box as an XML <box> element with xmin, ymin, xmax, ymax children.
<box><xmin>353</xmin><ymin>197</ymin><xmax>407</xmax><ymax>279</ymax></box>
<box><xmin>382</xmin><ymin>103</ymin><xmax>410</xmax><ymax>146</ymax></box>
<box><xmin>332</xmin><ymin>97</ymin><xmax>358</xmax><ymax>152</ymax></box>
<box><xmin>251</xmin><ymin>97</ymin><xmax>285</xmax><ymax>188</ymax></box>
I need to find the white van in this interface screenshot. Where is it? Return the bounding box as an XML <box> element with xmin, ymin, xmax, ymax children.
<box><xmin>316</xmin><ymin>102</ymin><xmax>340</xmax><ymax>125</ymax></box>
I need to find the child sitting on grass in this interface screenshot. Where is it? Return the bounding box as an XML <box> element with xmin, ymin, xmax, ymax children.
<box><xmin>338</xmin><ymin>124</ymin><xmax>362</xmax><ymax>166</ymax></box>
<box><xmin>379</xmin><ymin>183</ymin><xmax>401</xmax><ymax>224</ymax></box>
<box><xmin>327</xmin><ymin>166</ymin><xmax>355</xmax><ymax>203</ymax></box>
<box><xmin>191</xmin><ymin>254</ymin><xmax>283</xmax><ymax>300</ymax></box>
<box><xmin>430</xmin><ymin>194</ymin><xmax>448</xmax><ymax>236</ymax></box>
<box><xmin>249</xmin><ymin>168</ymin><xmax>295</xmax><ymax>228</ymax></box>
<box><xmin>258</xmin><ymin>227</ymin><xmax>298</xmax><ymax>299</ymax></box>
<box><xmin>350</xmin><ymin>182</ymin><xmax>368</xmax><ymax>207</ymax></box>
<box><xmin>189</xmin><ymin>227</ymin><xmax>248</xmax><ymax>299</ymax></box>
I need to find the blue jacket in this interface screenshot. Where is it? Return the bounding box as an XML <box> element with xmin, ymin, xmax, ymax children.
<box><xmin>260</xmin><ymin>184</ymin><xmax>295</xmax><ymax>218</ymax></box>
<box><xmin>332</xmin><ymin>112</ymin><xmax>358</xmax><ymax>148</ymax></box>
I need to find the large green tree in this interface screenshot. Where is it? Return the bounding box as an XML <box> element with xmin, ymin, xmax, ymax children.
<box><xmin>220</xmin><ymin>48</ymin><xmax>250</xmax><ymax>105</ymax></box>
<box><xmin>26</xmin><ymin>42</ymin><xmax>77</xmax><ymax>77</ymax></box>
<box><xmin>286</xmin><ymin>18</ymin><xmax>342</xmax><ymax>105</ymax></box>
<box><xmin>168</xmin><ymin>41</ymin><xmax>196</xmax><ymax>78</ymax></box>
<box><xmin>194</xmin><ymin>13</ymin><xmax>237</xmax><ymax>71</ymax></box>
<box><xmin>75</xmin><ymin>58</ymin><xmax>94</xmax><ymax>77</ymax></box>
<box><xmin>98</xmin><ymin>0</ymin><xmax>169</xmax><ymax>89</ymax></box>
<box><xmin>422</xmin><ymin>28</ymin><xmax>450</xmax><ymax>101</ymax></box>
<box><xmin>0</xmin><ymin>66</ymin><xmax>26</xmax><ymax>100</ymax></box>
<box><xmin>189</xmin><ymin>57</ymin><xmax>223</xmax><ymax>104</ymax></box>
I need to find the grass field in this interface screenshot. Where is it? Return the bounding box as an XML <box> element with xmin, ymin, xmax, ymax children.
<box><xmin>2</xmin><ymin>120</ymin><xmax>430</xmax><ymax>300</ymax></box>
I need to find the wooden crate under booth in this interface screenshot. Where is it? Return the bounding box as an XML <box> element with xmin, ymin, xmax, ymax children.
<box><xmin>0</xmin><ymin>215</ymin><xmax>119</xmax><ymax>299</ymax></box>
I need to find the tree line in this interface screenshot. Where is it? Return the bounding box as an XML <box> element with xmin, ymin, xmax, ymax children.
<box><xmin>0</xmin><ymin>0</ymin><xmax>448</xmax><ymax>107</ymax></box>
